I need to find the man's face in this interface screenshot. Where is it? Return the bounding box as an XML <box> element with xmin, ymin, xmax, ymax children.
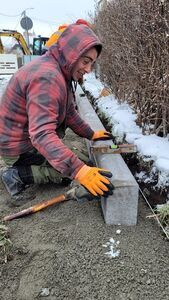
<box><xmin>72</xmin><ymin>47</ymin><xmax>98</xmax><ymax>81</ymax></box>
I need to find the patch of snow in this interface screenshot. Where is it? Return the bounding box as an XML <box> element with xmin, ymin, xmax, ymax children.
<box><xmin>0</xmin><ymin>75</ymin><xmax>12</xmax><ymax>100</ymax></box>
<box><xmin>135</xmin><ymin>171</ymin><xmax>147</xmax><ymax>181</ymax></box>
<box><xmin>103</xmin><ymin>237</ymin><xmax>120</xmax><ymax>258</ymax></box>
<box><xmin>39</xmin><ymin>288</ymin><xmax>50</xmax><ymax>297</ymax></box>
<box><xmin>155</xmin><ymin>158</ymin><xmax>169</xmax><ymax>173</ymax></box>
<box><xmin>155</xmin><ymin>172</ymin><xmax>169</xmax><ymax>188</ymax></box>
<box><xmin>84</xmin><ymin>73</ymin><xmax>104</xmax><ymax>98</ymax></box>
<box><xmin>96</xmin><ymin>95</ymin><xmax>142</xmax><ymax>142</ymax></box>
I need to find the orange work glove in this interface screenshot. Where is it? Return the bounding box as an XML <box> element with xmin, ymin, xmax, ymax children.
<box><xmin>92</xmin><ymin>130</ymin><xmax>113</xmax><ymax>141</ymax></box>
<box><xmin>75</xmin><ymin>165</ymin><xmax>114</xmax><ymax>196</ymax></box>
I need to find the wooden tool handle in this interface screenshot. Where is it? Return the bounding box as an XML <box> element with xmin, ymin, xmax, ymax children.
<box><xmin>3</xmin><ymin>194</ymin><xmax>66</xmax><ymax>222</ymax></box>
<box><xmin>33</xmin><ymin>195</ymin><xmax>66</xmax><ymax>212</ymax></box>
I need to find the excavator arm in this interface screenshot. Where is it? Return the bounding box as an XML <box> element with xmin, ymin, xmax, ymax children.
<box><xmin>0</xmin><ymin>30</ymin><xmax>31</xmax><ymax>55</ymax></box>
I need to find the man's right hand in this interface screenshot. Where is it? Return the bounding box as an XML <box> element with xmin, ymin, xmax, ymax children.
<box><xmin>75</xmin><ymin>165</ymin><xmax>114</xmax><ymax>196</ymax></box>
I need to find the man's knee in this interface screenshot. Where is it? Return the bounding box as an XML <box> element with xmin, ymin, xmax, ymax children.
<box><xmin>31</xmin><ymin>165</ymin><xmax>63</xmax><ymax>184</ymax></box>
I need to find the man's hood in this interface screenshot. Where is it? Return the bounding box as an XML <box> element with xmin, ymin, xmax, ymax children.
<box><xmin>48</xmin><ymin>24</ymin><xmax>102</xmax><ymax>80</ymax></box>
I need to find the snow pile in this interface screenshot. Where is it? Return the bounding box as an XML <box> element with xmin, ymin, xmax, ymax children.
<box><xmin>83</xmin><ymin>73</ymin><xmax>104</xmax><ymax>98</ymax></box>
<box><xmin>83</xmin><ymin>73</ymin><xmax>169</xmax><ymax>189</ymax></box>
<box><xmin>96</xmin><ymin>96</ymin><xmax>142</xmax><ymax>142</ymax></box>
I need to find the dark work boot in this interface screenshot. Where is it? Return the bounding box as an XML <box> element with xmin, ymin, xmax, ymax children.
<box><xmin>1</xmin><ymin>166</ymin><xmax>35</xmax><ymax>206</ymax></box>
<box><xmin>1</xmin><ymin>167</ymin><xmax>25</xmax><ymax>196</ymax></box>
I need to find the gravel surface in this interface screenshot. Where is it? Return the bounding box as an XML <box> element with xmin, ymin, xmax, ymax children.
<box><xmin>0</xmin><ymin>132</ymin><xmax>169</xmax><ymax>300</ymax></box>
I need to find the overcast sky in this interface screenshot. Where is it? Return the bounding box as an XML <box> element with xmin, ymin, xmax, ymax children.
<box><xmin>0</xmin><ymin>0</ymin><xmax>96</xmax><ymax>36</ymax></box>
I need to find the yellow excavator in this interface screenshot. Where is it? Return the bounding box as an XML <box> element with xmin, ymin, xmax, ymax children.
<box><xmin>0</xmin><ymin>29</ymin><xmax>48</xmax><ymax>56</ymax></box>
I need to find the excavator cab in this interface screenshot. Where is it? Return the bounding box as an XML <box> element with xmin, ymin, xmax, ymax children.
<box><xmin>32</xmin><ymin>36</ymin><xmax>49</xmax><ymax>55</ymax></box>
